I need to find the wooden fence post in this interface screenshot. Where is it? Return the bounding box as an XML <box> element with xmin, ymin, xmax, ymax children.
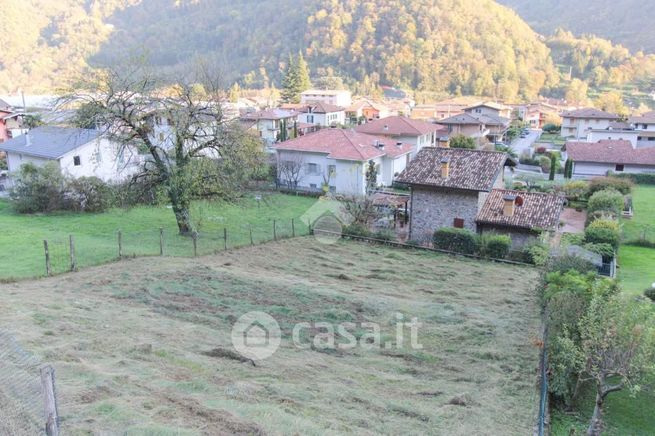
<box><xmin>159</xmin><ymin>227</ymin><xmax>164</xmax><ymax>256</ymax></box>
<box><xmin>69</xmin><ymin>235</ymin><xmax>76</xmax><ymax>272</ymax></box>
<box><xmin>117</xmin><ymin>230</ymin><xmax>123</xmax><ymax>258</ymax></box>
<box><xmin>273</xmin><ymin>220</ymin><xmax>277</xmax><ymax>241</ymax></box>
<box><xmin>292</xmin><ymin>218</ymin><xmax>295</xmax><ymax>237</ymax></box>
<box><xmin>249</xmin><ymin>225</ymin><xmax>254</xmax><ymax>246</ymax></box>
<box><xmin>40</xmin><ymin>365</ymin><xmax>59</xmax><ymax>436</ymax></box>
<box><xmin>223</xmin><ymin>228</ymin><xmax>227</xmax><ymax>250</ymax></box>
<box><xmin>44</xmin><ymin>240</ymin><xmax>51</xmax><ymax>276</ymax></box>
<box><xmin>192</xmin><ymin>232</ymin><xmax>198</xmax><ymax>257</ymax></box>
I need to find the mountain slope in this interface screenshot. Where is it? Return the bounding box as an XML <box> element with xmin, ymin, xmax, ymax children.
<box><xmin>497</xmin><ymin>0</ymin><xmax>655</xmax><ymax>53</ymax></box>
<box><xmin>0</xmin><ymin>0</ymin><xmax>558</xmax><ymax>100</ymax></box>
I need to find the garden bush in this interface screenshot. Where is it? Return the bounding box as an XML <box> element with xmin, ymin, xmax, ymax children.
<box><xmin>545</xmin><ymin>255</ymin><xmax>597</xmax><ymax>275</ymax></box>
<box><xmin>433</xmin><ymin>227</ymin><xmax>479</xmax><ymax>254</ymax></box>
<box><xmin>562</xmin><ymin>180</ymin><xmax>588</xmax><ymax>201</ymax></box>
<box><xmin>372</xmin><ymin>229</ymin><xmax>396</xmax><ymax>242</ymax></box>
<box><xmin>478</xmin><ymin>233</ymin><xmax>511</xmax><ymax>259</ymax></box>
<box><xmin>582</xmin><ymin>242</ymin><xmax>615</xmax><ymax>262</ymax></box>
<box><xmin>587</xmin><ymin>188</ymin><xmax>624</xmax><ymax>218</ymax></box>
<box><xmin>9</xmin><ymin>162</ymin><xmax>67</xmax><ymax>213</ymax></box>
<box><xmin>342</xmin><ymin>223</ymin><xmax>372</xmax><ymax>238</ymax></box>
<box><xmin>644</xmin><ymin>288</ymin><xmax>655</xmax><ymax>302</ymax></box>
<box><xmin>584</xmin><ymin>219</ymin><xmax>621</xmax><ymax>249</ymax></box>
<box><xmin>523</xmin><ymin>241</ymin><xmax>551</xmax><ymax>266</ymax></box>
<box><xmin>65</xmin><ymin>177</ymin><xmax>114</xmax><ymax>213</ymax></box>
<box><xmin>615</xmin><ymin>173</ymin><xmax>655</xmax><ymax>185</ymax></box>
<box><xmin>587</xmin><ymin>176</ymin><xmax>633</xmax><ymax>196</ymax></box>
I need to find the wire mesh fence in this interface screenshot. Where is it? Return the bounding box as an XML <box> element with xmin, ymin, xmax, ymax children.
<box><xmin>37</xmin><ymin>217</ymin><xmax>311</xmax><ymax>277</ymax></box>
<box><xmin>0</xmin><ymin>331</ymin><xmax>49</xmax><ymax>435</ymax></box>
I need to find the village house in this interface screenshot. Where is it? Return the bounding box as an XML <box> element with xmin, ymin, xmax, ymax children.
<box><xmin>586</xmin><ymin>122</ymin><xmax>640</xmax><ymax>148</ymax></box>
<box><xmin>395</xmin><ymin>147</ymin><xmax>514</xmax><ymax>242</ymax></box>
<box><xmin>437</xmin><ymin>113</ymin><xmax>490</xmax><ymax>145</ymax></box>
<box><xmin>514</xmin><ymin>102</ymin><xmax>561</xmax><ymax>129</ymax></box>
<box><xmin>239</xmin><ymin>108</ymin><xmax>299</xmax><ymax>150</ymax></box>
<box><xmin>0</xmin><ymin>126</ymin><xmax>141</xmax><ymax>187</ymax></box>
<box><xmin>300</xmin><ymin>89</ymin><xmax>352</xmax><ymax>108</ymax></box>
<box><xmin>627</xmin><ymin>112</ymin><xmax>655</xmax><ymax>147</ymax></box>
<box><xmin>560</xmin><ymin>108</ymin><xmax>620</xmax><ymax>139</ymax></box>
<box><xmin>346</xmin><ymin>99</ymin><xmax>392</xmax><ymax>123</ymax></box>
<box><xmin>0</xmin><ymin>99</ymin><xmax>26</xmax><ymax>143</ymax></box>
<box><xmin>297</xmin><ymin>102</ymin><xmax>346</xmax><ymax>127</ymax></box>
<box><xmin>476</xmin><ymin>189</ymin><xmax>564</xmax><ymax>249</ymax></box>
<box><xmin>273</xmin><ymin>129</ymin><xmax>413</xmax><ymax>195</ymax></box>
<box><xmin>411</xmin><ymin>101</ymin><xmax>467</xmax><ymax>123</ymax></box>
<box><xmin>464</xmin><ymin>102</ymin><xmax>513</xmax><ymax>120</ymax></box>
<box><xmin>354</xmin><ymin>116</ymin><xmax>443</xmax><ymax>157</ymax></box>
<box><xmin>564</xmin><ymin>139</ymin><xmax>655</xmax><ymax>177</ymax></box>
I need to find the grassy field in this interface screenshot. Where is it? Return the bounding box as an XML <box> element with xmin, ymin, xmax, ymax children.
<box><xmin>0</xmin><ymin>238</ymin><xmax>542</xmax><ymax>434</ymax></box>
<box><xmin>622</xmin><ymin>185</ymin><xmax>655</xmax><ymax>243</ymax></box>
<box><xmin>0</xmin><ymin>193</ymin><xmax>316</xmax><ymax>280</ymax></box>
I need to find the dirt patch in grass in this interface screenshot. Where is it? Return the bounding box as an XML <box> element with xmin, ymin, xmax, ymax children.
<box><xmin>0</xmin><ymin>238</ymin><xmax>541</xmax><ymax>435</ymax></box>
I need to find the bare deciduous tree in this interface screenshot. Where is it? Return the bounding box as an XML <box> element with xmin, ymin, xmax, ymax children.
<box><xmin>277</xmin><ymin>155</ymin><xmax>304</xmax><ymax>189</ymax></box>
<box><xmin>60</xmin><ymin>60</ymin><xmax>265</xmax><ymax>234</ymax></box>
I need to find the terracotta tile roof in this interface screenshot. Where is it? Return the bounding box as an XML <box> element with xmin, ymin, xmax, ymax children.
<box><xmin>395</xmin><ymin>147</ymin><xmax>512</xmax><ymax>191</ymax></box>
<box><xmin>561</xmin><ymin>108</ymin><xmax>620</xmax><ymax>119</ymax></box>
<box><xmin>355</xmin><ymin>116</ymin><xmax>440</xmax><ymax>136</ymax></box>
<box><xmin>300</xmin><ymin>102</ymin><xmax>344</xmax><ymax>114</ymax></box>
<box><xmin>272</xmin><ymin>129</ymin><xmax>413</xmax><ymax>161</ymax></box>
<box><xmin>476</xmin><ymin>189</ymin><xmax>564</xmax><ymax>231</ymax></box>
<box><xmin>464</xmin><ymin>101</ymin><xmax>510</xmax><ymax>112</ymax></box>
<box><xmin>565</xmin><ymin>140</ymin><xmax>655</xmax><ymax>165</ymax></box>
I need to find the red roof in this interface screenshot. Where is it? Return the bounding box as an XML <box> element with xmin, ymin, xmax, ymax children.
<box><xmin>273</xmin><ymin>129</ymin><xmax>413</xmax><ymax>161</ymax></box>
<box><xmin>300</xmin><ymin>102</ymin><xmax>344</xmax><ymax>114</ymax></box>
<box><xmin>565</xmin><ymin>140</ymin><xmax>655</xmax><ymax>165</ymax></box>
<box><xmin>476</xmin><ymin>189</ymin><xmax>564</xmax><ymax>231</ymax></box>
<box><xmin>355</xmin><ymin>116</ymin><xmax>440</xmax><ymax>137</ymax></box>
<box><xmin>561</xmin><ymin>108</ymin><xmax>620</xmax><ymax>120</ymax></box>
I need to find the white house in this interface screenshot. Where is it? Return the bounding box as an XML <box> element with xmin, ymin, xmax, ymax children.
<box><xmin>297</xmin><ymin>102</ymin><xmax>345</xmax><ymax>127</ymax></box>
<box><xmin>565</xmin><ymin>139</ymin><xmax>655</xmax><ymax>177</ymax></box>
<box><xmin>300</xmin><ymin>90</ymin><xmax>352</xmax><ymax>108</ymax></box>
<box><xmin>628</xmin><ymin>112</ymin><xmax>655</xmax><ymax>148</ymax></box>
<box><xmin>586</xmin><ymin>123</ymin><xmax>640</xmax><ymax>148</ymax></box>
<box><xmin>354</xmin><ymin>116</ymin><xmax>442</xmax><ymax>157</ymax></box>
<box><xmin>240</xmin><ymin>108</ymin><xmax>299</xmax><ymax>150</ymax></box>
<box><xmin>273</xmin><ymin>129</ymin><xmax>413</xmax><ymax>195</ymax></box>
<box><xmin>561</xmin><ymin>108</ymin><xmax>620</xmax><ymax>139</ymax></box>
<box><xmin>0</xmin><ymin>126</ymin><xmax>140</xmax><ymax>187</ymax></box>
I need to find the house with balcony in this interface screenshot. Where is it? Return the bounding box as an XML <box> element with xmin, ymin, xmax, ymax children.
<box><xmin>240</xmin><ymin>108</ymin><xmax>299</xmax><ymax>150</ymax></box>
<box><xmin>354</xmin><ymin>116</ymin><xmax>443</xmax><ymax>157</ymax></box>
<box><xmin>560</xmin><ymin>108</ymin><xmax>620</xmax><ymax>139</ymax></box>
<box><xmin>300</xmin><ymin>90</ymin><xmax>352</xmax><ymax>108</ymax></box>
<box><xmin>437</xmin><ymin>113</ymin><xmax>490</xmax><ymax>145</ymax></box>
<box><xmin>628</xmin><ymin>112</ymin><xmax>655</xmax><ymax>147</ymax></box>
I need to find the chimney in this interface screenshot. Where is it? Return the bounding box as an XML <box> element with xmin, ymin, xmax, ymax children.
<box><xmin>503</xmin><ymin>194</ymin><xmax>517</xmax><ymax>217</ymax></box>
<box><xmin>384</xmin><ymin>124</ymin><xmax>389</xmax><ymax>131</ymax></box>
<box><xmin>440</xmin><ymin>157</ymin><xmax>450</xmax><ymax>178</ymax></box>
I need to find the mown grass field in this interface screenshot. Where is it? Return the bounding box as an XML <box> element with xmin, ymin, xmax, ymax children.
<box><xmin>0</xmin><ymin>238</ymin><xmax>542</xmax><ymax>435</ymax></box>
<box><xmin>0</xmin><ymin>193</ymin><xmax>316</xmax><ymax>280</ymax></box>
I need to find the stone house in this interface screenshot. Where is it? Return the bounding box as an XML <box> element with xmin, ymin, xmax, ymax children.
<box><xmin>476</xmin><ymin>189</ymin><xmax>564</xmax><ymax>249</ymax></box>
<box><xmin>395</xmin><ymin>147</ymin><xmax>514</xmax><ymax>243</ymax></box>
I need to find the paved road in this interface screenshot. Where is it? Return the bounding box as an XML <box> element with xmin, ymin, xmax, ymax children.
<box><xmin>511</xmin><ymin>129</ymin><xmax>541</xmax><ymax>157</ymax></box>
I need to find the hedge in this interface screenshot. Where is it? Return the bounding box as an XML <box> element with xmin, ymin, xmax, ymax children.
<box><xmin>587</xmin><ymin>176</ymin><xmax>633</xmax><ymax>195</ymax></box>
<box><xmin>433</xmin><ymin>228</ymin><xmax>479</xmax><ymax>254</ymax></box>
<box><xmin>587</xmin><ymin>188</ymin><xmax>624</xmax><ymax>217</ymax></box>
<box><xmin>615</xmin><ymin>173</ymin><xmax>655</xmax><ymax>185</ymax></box>
<box><xmin>479</xmin><ymin>233</ymin><xmax>512</xmax><ymax>259</ymax></box>
<box><xmin>584</xmin><ymin>219</ymin><xmax>621</xmax><ymax>250</ymax></box>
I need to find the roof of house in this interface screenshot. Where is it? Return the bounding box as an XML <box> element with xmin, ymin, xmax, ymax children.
<box><xmin>464</xmin><ymin>101</ymin><xmax>510</xmax><ymax>112</ymax></box>
<box><xmin>476</xmin><ymin>189</ymin><xmax>564</xmax><ymax>231</ymax></box>
<box><xmin>438</xmin><ymin>113</ymin><xmax>484</xmax><ymax>125</ymax></box>
<box><xmin>476</xmin><ymin>113</ymin><xmax>510</xmax><ymax>127</ymax></box>
<box><xmin>0</xmin><ymin>99</ymin><xmax>12</xmax><ymax>112</ymax></box>
<box><xmin>273</xmin><ymin>129</ymin><xmax>413</xmax><ymax>161</ymax></box>
<box><xmin>354</xmin><ymin>116</ymin><xmax>440</xmax><ymax>137</ymax></box>
<box><xmin>0</xmin><ymin>126</ymin><xmax>102</xmax><ymax>159</ymax></box>
<box><xmin>561</xmin><ymin>108</ymin><xmax>620</xmax><ymax>120</ymax></box>
<box><xmin>395</xmin><ymin>147</ymin><xmax>513</xmax><ymax>191</ymax></box>
<box><xmin>240</xmin><ymin>108</ymin><xmax>298</xmax><ymax>121</ymax></box>
<box><xmin>628</xmin><ymin>114</ymin><xmax>655</xmax><ymax>124</ymax></box>
<box><xmin>565</xmin><ymin>140</ymin><xmax>655</xmax><ymax>165</ymax></box>
<box><xmin>300</xmin><ymin>102</ymin><xmax>344</xmax><ymax>114</ymax></box>
<box><xmin>347</xmin><ymin>99</ymin><xmax>389</xmax><ymax>113</ymax></box>
<box><xmin>301</xmin><ymin>89</ymin><xmax>351</xmax><ymax>96</ymax></box>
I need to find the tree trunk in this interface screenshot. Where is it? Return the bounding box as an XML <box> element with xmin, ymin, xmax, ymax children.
<box><xmin>587</xmin><ymin>390</ymin><xmax>604</xmax><ymax>436</ymax></box>
<box><xmin>172</xmin><ymin>202</ymin><xmax>193</xmax><ymax>235</ymax></box>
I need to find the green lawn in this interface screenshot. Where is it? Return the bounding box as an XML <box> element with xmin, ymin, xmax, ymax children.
<box><xmin>622</xmin><ymin>185</ymin><xmax>655</xmax><ymax>243</ymax></box>
<box><xmin>618</xmin><ymin>245</ymin><xmax>655</xmax><ymax>296</ymax></box>
<box><xmin>0</xmin><ymin>193</ymin><xmax>316</xmax><ymax>280</ymax></box>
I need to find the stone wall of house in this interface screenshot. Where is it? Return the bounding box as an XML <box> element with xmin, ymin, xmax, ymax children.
<box><xmin>478</xmin><ymin>224</ymin><xmax>538</xmax><ymax>250</ymax></box>
<box><xmin>410</xmin><ymin>187</ymin><xmax>480</xmax><ymax>243</ymax></box>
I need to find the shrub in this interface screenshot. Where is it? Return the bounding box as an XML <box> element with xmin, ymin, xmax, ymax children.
<box><xmin>562</xmin><ymin>180</ymin><xmax>588</xmax><ymax>201</ymax></box>
<box><xmin>65</xmin><ymin>177</ymin><xmax>114</xmax><ymax>213</ymax></box>
<box><xmin>9</xmin><ymin>162</ymin><xmax>67</xmax><ymax>213</ymax></box>
<box><xmin>587</xmin><ymin>188</ymin><xmax>624</xmax><ymax>218</ymax></box>
<box><xmin>582</xmin><ymin>242</ymin><xmax>615</xmax><ymax>262</ymax></box>
<box><xmin>449</xmin><ymin>134</ymin><xmax>477</xmax><ymax>149</ymax></box>
<box><xmin>543</xmin><ymin>123</ymin><xmax>560</xmax><ymax>134</ymax></box>
<box><xmin>433</xmin><ymin>227</ymin><xmax>479</xmax><ymax>254</ymax></box>
<box><xmin>545</xmin><ymin>255</ymin><xmax>597</xmax><ymax>275</ymax></box>
<box><xmin>584</xmin><ymin>219</ymin><xmax>621</xmax><ymax>250</ymax></box>
<box><xmin>342</xmin><ymin>223</ymin><xmax>371</xmax><ymax>238</ymax></box>
<box><xmin>539</xmin><ymin>155</ymin><xmax>551</xmax><ymax>173</ymax></box>
<box><xmin>523</xmin><ymin>241</ymin><xmax>551</xmax><ymax>266</ymax></box>
<box><xmin>644</xmin><ymin>288</ymin><xmax>655</xmax><ymax>302</ymax></box>
<box><xmin>372</xmin><ymin>229</ymin><xmax>396</xmax><ymax>242</ymax></box>
<box><xmin>405</xmin><ymin>239</ymin><xmax>422</xmax><ymax>247</ymax></box>
<box><xmin>616</xmin><ymin>173</ymin><xmax>655</xmax><ymax>185</ymax></box>
<box><xmin>478</xmin><ymin>233</ymin><xmax>511</xmax><ymax>259</ymax></box>
<box><xmin>587</xmin><ymin>176</ymin><xmax>633</xmax><ymax>196</ymax></box>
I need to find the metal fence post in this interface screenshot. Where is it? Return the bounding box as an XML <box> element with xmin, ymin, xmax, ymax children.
<box><xmin>249</xmin><ymin>225</ymin><xmax>254</xmax><ymax>246</ymax></box>
<box><xmin>273</xmin><ymin>220</ymin><xmax>277</xmax><ymax>241</ymax></box>
<box><xmin>224</xmin><ymin>228</ymin><xmax>227</xmax><ymax>250</ymax></box>
<box><xmin>44</xmin><ymin>240</ymin><xmax>51</xmax><ymax>276</ymax></box>
<box><xmin>292</xmin><ymin>218</ymin><xmax>295</xmax><ymax>237</ymax></box>
<box><xmin>192</xmin><ymin>232</ymin><xmax>198</xmax><ymax>257</ymax></box>
<box><xmin>159</xmin><ymin>227</ymin><xmax>164</xmax><ymax>256</ymax></box>
<box><xmin>117</xmin><ymin>230</ymin><xmax>123</xmax><ymax>258</ymax></box>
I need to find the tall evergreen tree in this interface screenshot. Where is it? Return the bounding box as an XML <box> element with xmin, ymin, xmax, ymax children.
<box><xmin>296</xmin><ymin>52</ymin><xmax>311</xmax><ymax>92</ymax></box>
<box><xmin>281</xmin><ymin>54</ymin><xmax>300</xmax><ymax>103</ymax></box>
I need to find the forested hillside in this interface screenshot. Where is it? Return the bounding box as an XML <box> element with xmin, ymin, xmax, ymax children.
<box><xmin>498</xmin><ymin>0</ymin><xmax>655</xmax><ymax>53</ymax></box>
<box><xmin>0</xmin><ymin>0</ymin><xmax>557</xmax><ymax>100</ymax></box>
<box><xmin>1</xmin><ymin>0</ymin><xmax>654</xmax><ymax>103</ymax></box>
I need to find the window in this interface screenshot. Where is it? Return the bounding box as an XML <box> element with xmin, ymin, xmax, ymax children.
<box><xmin>307</xmin><ymin>115</ymin><xmax>314</xmax><ymax>123</ymax></box>
<box><xmin>307</xmin><ymin>163</ymin><xmax>318</xmax><ymax>174</ymax></box>
<box><xmin>615</xmin><ymin>164</ymin><xmax>625</xmax><ymax>172</ymax></box>
<box><xmin>309</xmin><ymin>183</ymin><xmax>317</xmax><ymax>189</ymax></box>
<box><xmin>73</xmin><ymin>156</ymin><xmax>81</xmax><ymax>166</ymax></box>
<box><xmin>454</xmin><ymin>218</ymin><xmax>464</xmax><ymax>228</ymax></box>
